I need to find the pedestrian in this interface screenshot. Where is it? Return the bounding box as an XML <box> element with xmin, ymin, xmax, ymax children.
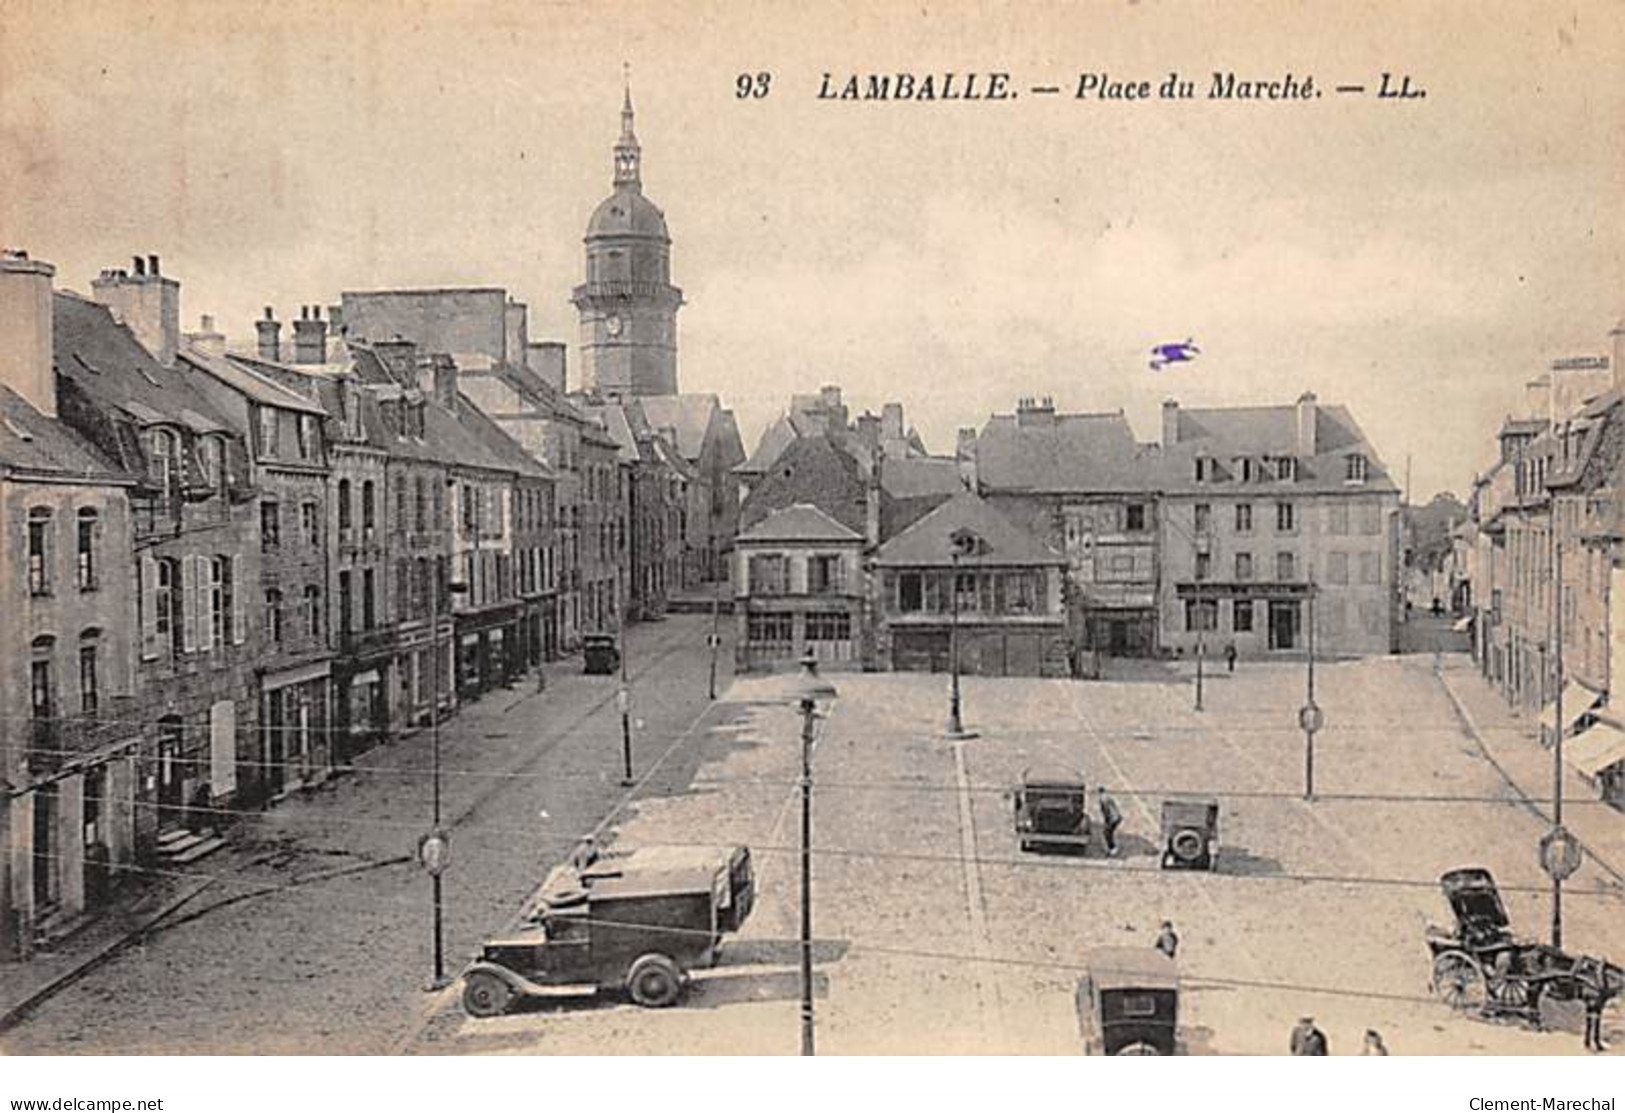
<box><xmin>1579</xmin><ymin>961</ymin><xmax>1610</xmax><ymax>1052</ymax></box>
<box><xmin>1362</xmin><ymin>1028</ymin><xmax>1389</xmax><ymax>1056</ymax></box>
<box><xmin>1224</xmin><ymin>642</ymin><xmax>1237</xmax><ymax>674</ymax></box>
<box><xmin>1290</xmin><ymin>1016</ymin><xmax>1328</xmax><ymax>1056</ymax></box>
<box><xmin>536</xmin><ymin>664</ymin><xmax>547</xmax><ymax>693</ymax></box>
<box><xmin>1154</xmin><ymin>920</ymin><xmax>1179</xmax><ymax>960</ymax></box>
<box><xmin>1097</xmin><ymin>786</ymin><xmax>1123</xmax><ymax>857</ymax></box>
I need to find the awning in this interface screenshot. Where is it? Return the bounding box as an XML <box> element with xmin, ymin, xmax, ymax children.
<box><xmin>1540</xmin><ymin>681</ymin><xmax>1603</xmax><ymax>735</ymax></box>
<box><xmin>1452</xmin><ymin>615</ymin><xmax>1473</xmax><ymax>632</ymax></box>
<box><xmin>1564</xmin><ymin>722</ymin><xmax>1625</xmax><ymax>777</ymax></box>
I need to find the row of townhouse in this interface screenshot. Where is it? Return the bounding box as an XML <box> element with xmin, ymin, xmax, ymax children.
<box><xmin>731</xmin><ymin>388</ymin><xmax>1402</xmax><ymax>676</ymax></box>
<box><xmin>0</xmin><ymin>250</ymin><xmax>688</xmax><ymax>962</ymax></box>
<box><xmin>1461</xmin><ymin>326</ymin><xmax>1625</xmax><ymax>810</ymax></box>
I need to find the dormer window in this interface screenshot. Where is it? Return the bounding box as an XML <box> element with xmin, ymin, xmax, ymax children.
<box><xmin>258</xmin><ymin>408</ymin><xmax>278</xmax><ymax>456</ymax></box>
<box><xmin>1194</xmin><ymin>457</ymin><xmax>1210</xmax><ymax>483</ymax></box>
<box><xmin>147</xmin><ymin>427</ymin><xmax>180</xmax><ymax>494</ymax></box>
<box><xmin>1345</xmin><ymin>453</ymin><xmax>1369</xmax><ymax>484</ymax></box>
<box><xmin>198</xmin><ymin>434</ymin><xmax>225</xmax><ymax>494</ymax></box>
<box><xmin>1235</xmin><ymin>457</ymin><xmax>1254</xmax><ymax>483</ymax></box>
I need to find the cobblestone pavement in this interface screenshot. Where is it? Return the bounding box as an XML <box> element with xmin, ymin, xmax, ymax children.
<box><xmin>415</xmin><ymin>653</ymin><xmax>1623</xmax><ymax>1056</ymax></box>
<box><xmin>0</xmin><ymin>615</ymin><xmax>733</xmax><ymax>1055</ymax></box>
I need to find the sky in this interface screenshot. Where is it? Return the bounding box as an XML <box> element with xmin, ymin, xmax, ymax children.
<box><xmin>4</xmin><ymin>0</ymin><xmax>1622</xmax><ymax>501</ymax></box>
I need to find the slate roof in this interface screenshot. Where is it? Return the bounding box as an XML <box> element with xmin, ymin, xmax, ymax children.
<box><xmin>455</xmin><ymin>396</ymin><xmax>555</xmax><ymax>480</ymax></box>
<box><xmin>876</xmin><ymin>490</ymin><xmax>1063</xmax><ymax>567</ymax></box>
<box><xmin>184</xmin><ymin>347</ymin><xmax>329</xmax><ymax>415</ymax></box>
<box><xmin>1156</xmin><ymin>402</ymin><xmax>1401</xmax><ymax>496</ymax></box>
<box><xmin>881</xmin><ymin>456</ymin><xmax>963</xmax><ymax>500</ymax></box>
<box><xmin>0</xmin><ymin>386</ymin><xmax>133</xmax><ymax>483</ymax></box>
<box><xmin>634</xmin><ymin>394</ymin><xmax>719</xmax><ymax>460</ymax></box>
<box><xmin>737</xmin><ymin>503</ymin><xmax>862</xmax><ymax>545</ymax></box>
<box><xmin>974</xmin><ymin>411</ymin><xmax>1150</xmax><ymax>494</ymax></box>
<box><xmin>736</xmin><ymin>414</ymin><xmax>800</xmax><ymax>475</ymax></box>
<box><xmin>53</xmin><ymin>293</ymin><xmax>237</xmax><ymax>435</ymax></box>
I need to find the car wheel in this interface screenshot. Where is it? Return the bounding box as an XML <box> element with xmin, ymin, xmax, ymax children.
<box><xmin>462</xmin><ymin>970</ymin><xmax>514</xmax><ymax>1018</ymax></box>
<box><xmin>627</xmin><ymin>953</ymin><xmax>683</xmax><ymax>1008</ymax></box>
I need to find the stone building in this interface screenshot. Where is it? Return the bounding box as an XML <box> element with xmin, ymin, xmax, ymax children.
<box><xmin>734</xmin><ymin>504</ymin><xmax>866</xmax><ymax>671</ymax></box>
<box><xmin>1155</xmin><ymin>394</ymin><xmax>1401</xmax><ymax>659</ymax></box>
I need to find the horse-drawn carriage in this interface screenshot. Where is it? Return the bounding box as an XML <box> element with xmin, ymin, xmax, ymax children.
<box><xmin>1425</xmin><ymin>867</ymin><xmax>1621</xmax><ymax>1024</ymax></box>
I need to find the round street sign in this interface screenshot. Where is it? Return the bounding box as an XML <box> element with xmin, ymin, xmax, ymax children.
<box><xmin>1298</xmin><ymin>702</ymin><xmax>1325</xmax><ymax>734</ymax></box>
<box><xmin>707</xmin><ymin>634</ymin><xmax>721</xmax><ymax>649</ymax></box>
<box><xmin>1540</xmin><ymin>827</ymin><xmax>1583</xmax><ymax>882</ymax></box>
<box><xmin>418</xmin><ymin>830</ymin><xmax>451</xmax><ymax>877</ymax></box>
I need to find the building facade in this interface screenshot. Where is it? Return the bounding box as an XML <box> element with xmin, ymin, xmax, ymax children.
<box><xmin>734</xmin><ymin>505</ymin><xmax>865</xmax><ymax>671</ymax></box>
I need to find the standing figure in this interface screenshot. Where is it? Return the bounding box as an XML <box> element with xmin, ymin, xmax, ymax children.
<box><xmin>1224</xmin><ymin>642</ymin><xmax>1237</xmax><ymax>673</ymax></box>
<box><xmin>1154</xmin><ymin>920</ymin><xmax>1179</xmax><ymax>960</ymax></box>
<box><xmin>1290</xmin><ymin>1016</ymin><xmax>1328</xmax><ymax>1056</ymax></box>
<box><xmin>1097</xmin><ymin>786</ymin><xmax>1123</xmax><ymax>857</ymax></box>
<box><xmin>1362</xmin><ymin>1029</ymin><xmax>1389</xmax><ymax>1056</ymax></box>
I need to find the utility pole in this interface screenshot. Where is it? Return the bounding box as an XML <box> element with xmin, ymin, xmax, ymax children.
<box><xmin>1302</xmin><ymin>579</ymin><xmax>1321</xmax><ymax>801</ymax></box>
<box><xmin>1550</xmin><ymin>531</ymin><xmax>1566</xmax><ymax>949</ymax></box>
<box><xmin>618</xmin><ymin>611</ymin><xmax>634</xmax><ymax>786</ymax></box>
<box><xmin>708</xmin><ymin>573</ymin><xmax>722</xmax><ymax>700</ymax></box>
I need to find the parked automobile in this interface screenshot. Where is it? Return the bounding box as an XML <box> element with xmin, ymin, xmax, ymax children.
<box><xmin>1159</xmin><ymin>797</ymin><xmax>1219</xmax><ymax>870</ymax></box>
<box><xmin>582</xmin><ymin>632</ymin><xmax>621</xmax><ymax>675</ymax></box>
<box><xmin>1013</xmin><ymin>768</ymin><xmax>1091</xmax><ymax>854</ymax></box>
<box><xmin>1075</xmin><ymin>947</ymin><xmax>1182</xmax><ymax>1055</ymax></box>
<box><xmin>461</xmin><ymin>842</ymin><xmax>754</xmax><ymax>1016</ymax></box>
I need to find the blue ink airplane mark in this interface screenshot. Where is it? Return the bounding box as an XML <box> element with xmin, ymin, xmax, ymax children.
<box><xmin>1149</xmin><ymin>339</ymin><xmax>1200</xmax><ymax>371</ymax></box>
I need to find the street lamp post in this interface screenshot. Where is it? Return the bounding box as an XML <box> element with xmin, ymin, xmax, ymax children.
<box><xmin>618</xmin><ymin>614</ymin><xmax>634</xmax><ymax>786</ymax></box>
<box><xmin>708</xmin><ymin>574</ymin><xmax>722</xmax><ymax>700</ymax></box>
<box><xmin>1194</xmin><ymin>583</ymin><xmax>1205</xmax><ymax>713</ymax></box>
<box><xmin>949</xmin><ymin>548</ymin><xmax>964</xmax><ymax>737</ymax></box>
<box><xmin>423</xmin><ymin>533</ymin><xmax>469</xmax><ymax>992</ymax></box>
<box><xmin>1550</xmin><ymin>536</ymin><xmax>1567</xmax><ymax>949</ymax></box>
<box><xmin>1302</xmin><ymin>581</ymin><xmax>1321</xmax><ymax>801</ymax></box>
<box><xmin>784</xmin><ymin>649</ymin><xmax>837</xmax><ymax>1056</ymax></box>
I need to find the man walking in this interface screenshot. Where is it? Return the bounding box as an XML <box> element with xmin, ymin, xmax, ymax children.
<box><xmin>1224</xmin><ymin>642</ymin><xmax>1237</xmax><ymax>674</ymax></box>
<box><xmin>1098</xmin><ymin>786</ymin><xmax>1123</xmax><ymax>857</ymax></box>
<box><xmin>1154</xmin><ymin>920</ymin><xmax>1179</xmax><ymax>960</ymax></box>
<box><xmin>1290</xmin><ymin>1016</ymin><xmax>1328</xmax><ymax>1055</ymax></box>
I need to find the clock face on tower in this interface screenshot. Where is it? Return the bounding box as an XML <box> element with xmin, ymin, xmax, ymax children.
<box><xmin>605</xmin><ymin>314</ymin><xmax>623</xmax><ymax>337</ymax></box>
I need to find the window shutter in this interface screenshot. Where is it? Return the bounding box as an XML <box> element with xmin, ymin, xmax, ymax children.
<box><xmin>181</xmin><ymin>556</ymin><xmax>198</xmax><ymax>653</ymax></box>
<box><xmin>231</xmin><ymin>555</ymin><xmax>247</xmax><ymax>645</ymax></box>
<box><xmin>140</xmin><ymin>554</ymin><xmax>159</xmax><ymax>660</ymax></box>
<box><xmin>196</xmin><ymin>557</ymin><xmax>215</xmax><ymax>653</ymax></box>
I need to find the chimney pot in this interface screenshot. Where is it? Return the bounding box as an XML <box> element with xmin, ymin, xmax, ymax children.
<box><xmin>148</xmin><ymin>254</ymin><xmax>159</xmax><ymax>277</ymax></box>
<box><xmin>132</xmin><ymin>256</ymin><xmax>145</xmax><ymax>276</ymax></box>
<box><xmin>201</xmin><ymin>314</ymin><xmax>215</xmax><ymax>331</ymax></box>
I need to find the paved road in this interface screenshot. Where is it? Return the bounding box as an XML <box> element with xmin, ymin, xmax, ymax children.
<box><xmin>0</xmin><ymin>615</ymin><xmax>733</xmax><ymax>1055</ymax></box>
<box><xmin>416</xmin><ymin>655</ymin><xmax>1624</xmax><ymax>1056</ymax></box>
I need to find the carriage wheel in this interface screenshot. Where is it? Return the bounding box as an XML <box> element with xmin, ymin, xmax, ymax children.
<box><xmin>1433</xmin><ymin>952</ymin><xmax>1486</xmax><ymax>1011</ymax></box>
<box><xmin>1491</xmin><ymin>976</ymin><xmax>1531</xmax><ymax>1011</ymax></box>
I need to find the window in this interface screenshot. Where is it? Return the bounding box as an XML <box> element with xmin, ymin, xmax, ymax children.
<box><xmin>265</xmin><ymin>589</ymin><xmax>284</xmax><ymax>644</ymax></box>
<box><xmin>31</xmin><ymin>643</ymin><xmax>55</xmax><ymax>723</ymax></box>
<box><xmin>1327</xmin><ymin>503</ymin><xmax>1349</xmax><ymax>535</ymax></box>
<box><xmin>1125</xmin><ymin>503</ymin><xmax>1146</xmax><ymax>532</ymax></box>
<box><xmin>296</xmin><ymin>414</ymin><xmax>315</xmax><ymax>459</ymax></box>
<box><xmin>1235</xmin><ymin>503</ymin><xmax>1253</xmax><ymax>532</ymax></box>
<box><xmin>78</xmin><ymin>637</ymin><xmax>99</xmax><ymax>716</ymax></box>
<box><xmin>748</xmin><ymin>554</ymin><xmax>788</xmax><ymax>596</ymax></box>
<box><xmin>1357</xmin><ymin>501</ymin><xmax>1381</xmax><ymax>535</ymax></box>
<box><xmin>746</xmin><ymin>613</ymin><xmax>795</xmax><ymax>645</ymax></box>
<box><xmin>1234</xmin><ymin>552</ymin><xmax>1253</xmax><ymax>581</ymax></box>
<box><xmin>1235</xmin><ymin>457</ymin><xmax>1255</xmax><ymax>483</ymax></box>
<box><xmin>362</xmin><ymin>568</ymin><xmax>377</xmax><ymax>629</ymax></box>
<box><xmin>1327</xmin><ymin>552</ymin><xmax>1349</xmax><ymax>584</ymax></box>
<box><xmin>1194</xmin><ymin>504</ymin><xmax>1212</xmax><ymax>534</ymax></box>
<box><xmin>304</xmin><ymin>585</ymin><xmax>322</xmax><ymax>639</ymax></box>
<box><xmin>808</xmin><ymin>554</ymin><xmax>843</xmax><ymax>594</ymax></box>
<box><xmin>463</xmin><ymin>485</ymin><xmax>476</xmax><ymax>531</ymax></box>
<box><xmin>198</xmin><ymin>435</ymin><xmax>223</xmax><ymax>494</ymax></box>
<box><xmin>1194</xmin><ymin>457</ymin><xmax>1211</xmax><ymax>483</ymax></box>
<box><xmin>148</xmin><ymin>428</ymin><xmax>179</xmax><ymax>495</ymax></box>
<box><xmin>338</xmin><ymin>570</ymin><xmax>353</xmax><ymax>635</ymax></box>
<box><xmin>806</xmin><ymin>612</ymin><xmax>852</xmax><ymax>641</ymax></box>
<box><xmin>261</xmin><ymin>500</ymin><xmax>280</xmax><ymax>548</ymax></box>
<box><xmin>28</xmin><ymin>507</ymin><xmax>52</xmax><ymax>595</ymax></box>
<box><xmin>1008</xmin><ymin>572</ymin><xmax>1038</xmax><ymax>614</ymax></box>
<box><xmin>415</xmin><ymin>477</ymin><xmax>426</xmax><ymax>532</ymax></box>
<box><xmin>1276</xmin><ymin>552</ymin><xmax>1296</xmax><ymax>581</ymax></box>
<box><xmin>1233</xmin><ymin>599</ymin><xmax>1254</xmax><ymax>632</ymax></box>
<box><xmin>258</xmin><ymin>408</ymin><xmax>278</xmax><ymax>455</ymax></box>
<box><xmin>301</xmin><ymin>501</ymin><xmax>320</xmax><ymax>547</ymax></box>
<box><xmin>1346</xmin><ymin>454</ymin><xmax>1368</xmax><ymax>484</ymax></box>
<box><xmin>1359</xmin><ymin>552</ymin><xmax>1380</xmax><ymax>584</ymax></box>
<box><xmin>1184</xmin><ymin>598</ymin><xmax>1218</xmax><ymax>632</ymax></box>
<box><xmin>210</xmin><ymin>555</ymin><xmax>233</xmax><ymax>645</ymax></box>
<box><xmin>338</xmin><ymin>479</ymin><xmax>353</xmax><ymax>535</ymax></box>
<box><xmin>156</xmin><ymin>558</ymin><xmax>181</xmax><ymax>655</ymax></box>
<box><xmin>397</xmin><ymin>481</ymin><xmax>409</xmax><ymax>530</ymax></box>
<box><xmin>1276</xmin><ymin>501</ymin><xmax>1296</xmax><ymax>533</ymax></box>
<box><xmin>433</xmin><ymin>481</ymin><xmax>444</xmax><ymax>530</ymax></box>
<box><xmin>1195</xmin><ymin>552</ymin><xmax>1212</xmax><ymax>581</ymax></box>
<box><xmin>898</xmin><ymin>572</ymin><xmax>923</xmax><ymax>612</ymax></box>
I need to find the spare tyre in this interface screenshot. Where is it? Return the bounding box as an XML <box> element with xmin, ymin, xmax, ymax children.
<box><xmin>1170</xmin><ymin>829</ymin><xmax>1204</xmax><ymax>862</ymax></box>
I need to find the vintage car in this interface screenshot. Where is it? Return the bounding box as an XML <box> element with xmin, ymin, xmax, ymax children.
<box><xmin>582</xmin><ymin>632</ymin><xmax>621</xmax><ymax>675</ymax></box>
<box><xmin>1075</xmin><ymin>947</ymin><xmax>1182</xmax><ymax>1055</ymax></box>
<box><xmin>1013</xmin><ymin>768</ymin><xmax>1091</xmax><ymax>854</ymax></box>
<box><xmin>1159</xmin><ymin>797</ymin><xmax>1219</xmax><ymax>870</ymax></box>
<box><xmin>462</xmin><ymin>842</ymin><xmax>754</xmax><ymax>1016</ymax></box>
<box><xmin>1426</xmin><ymin>867</ymin><xmax>1624</xmax><ymax>1021</ymax></box>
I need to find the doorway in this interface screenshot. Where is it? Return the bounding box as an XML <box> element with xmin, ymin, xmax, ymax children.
<box><xmin>1268</xmin><ymin>600</ymin><xmax>1301</xmax><ymax>651</ymax></box>
<box><xmin>157</xmin><ymin>717</ymin><xmax>186</xmax><ymax>830</ymax></box>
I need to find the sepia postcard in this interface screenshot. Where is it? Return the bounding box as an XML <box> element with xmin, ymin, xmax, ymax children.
<box><xmin>1</xmin><ymin>0</ymin><xmax>1623</xmax><ymax>1086</ymax></box>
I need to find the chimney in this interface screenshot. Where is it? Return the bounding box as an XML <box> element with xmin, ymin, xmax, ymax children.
<box><xmin>429</xmin><ymin>354</ymin><xmax>459</xmax><ymax>409</ymax></box>
<box><xmin>956</xmin><ymin>427</ymin><xmax>978</xmax><ymax>489</ymax></box>
<box><xmin>1295</xmin><ymin>391</ymin><xmax>1318</xmax><ymax>456</ymax></box>
<box><xmin>255</xmin><ymin>307</ymin><xmax>282</xmax><ymax>361</ymax></box>
<box><xmin>504</xmin><ymin>299</ymin><xmax>529</xmax><ymax>365</ymax></box>
<box><xmin>527</xmin><ymin>341</ymin><xmax>566</xmax><ymax>392</ymax></box>
<box><xmin>1161</xmin><ymin>399</ymin><xmax>1179</xmax><ymax>447</ymax></box>
<box><xmin>185</xmin><ymin>312</ymin><xmax>227</xmax><ymax>357</ymax></box>
<box><xmin>855</xmin><ymin>412</ymin><xmax>881</xmax><ymax>449</ymax></box>
<box><xmin>1612</xmin><ymin>320</ymin><xmax>1625</xmax><ymax>396</ymax></box>
<box><xmin>91</xmin><ymin>253</ymin><xmax>181</xmax><ymax>366</ymax></box>
<box><xmin>881</xmin><ymin>402</ymin><xmax>904</xmax><ymax>439</ymax></box>
<box><xmin>372</xmin><ymin>337</ymin><xmax>419</xmax><ymax>387</ymax></box>
<box><xmin>0</xmin><ymin>250</ymin><xmax>57</xmax><ymax>418</ymax></box>
<box><xmin>1016</xmin><ymin>395</ymin><xmax>1056</xmax><ymax>428</ymax></box>
<box><xmin>1524</xmin><ymin>375</ymin><xmax>1551</xmax><ymax>424</ymax></box>
<box><xmin>865</xmin><ymin>442</ymin><xmax>883</xmax><ymax>551</ymax></box>
<box><xmin>292</xmin><ymin>304</ymin><xmax>328</xmax><ymax>365</ymax></box>
<box><xmin>326</xmin><ymin>303</ymin><xmax>345</xmax><ymax>336</ymax></box>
